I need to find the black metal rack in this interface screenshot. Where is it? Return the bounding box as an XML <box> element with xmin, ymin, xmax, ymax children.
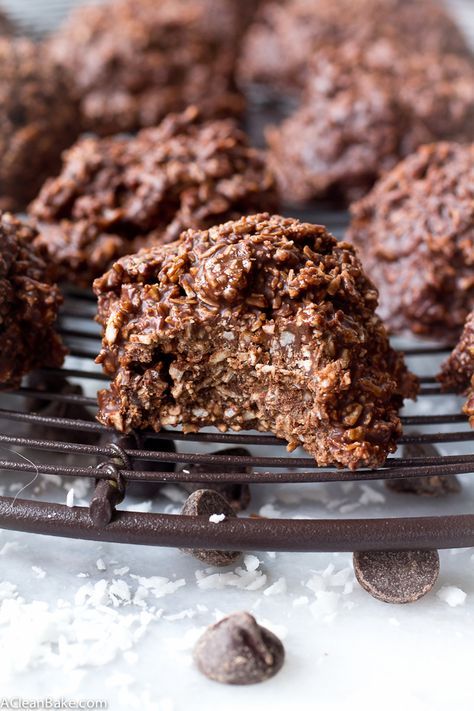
<box><xmin>0</xmin><ymin>211</ymin><xmax>472</xmax><ymax>553</ymax></box>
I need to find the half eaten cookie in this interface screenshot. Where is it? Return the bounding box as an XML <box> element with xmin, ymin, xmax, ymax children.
<box><xmin>94</xmin><ymin>214</ymin><xmax>418</xmax><ymax>469</ymax></box>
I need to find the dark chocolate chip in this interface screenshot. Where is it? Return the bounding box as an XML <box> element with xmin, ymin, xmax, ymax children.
<box><xmin>353</xmin><ymin>549</ymin><xmax>440</xmax><ymax>604</ymax></box>
<box><xmin>194</xmin><ymin>612</ymin><xmax>285</xmax><ymax>685</ymax></box>
<box><xmin>386</xmin><ymin>475</ymin><xmax>461</xmax><ymax>497</ymax></box>
<box><xmin>181</xmin><ymin>489</ymin><xmax>241</xmax><ymax>567</ymax></box>
<box><xmin>386</xmin><ymin>441</ymin><xmax>461</xmax><ymax>497</ymax></box>
<box><xmin>177</xmin><ymin>447</ymin><xmax>252</xmax><ymax>512</ymax></box>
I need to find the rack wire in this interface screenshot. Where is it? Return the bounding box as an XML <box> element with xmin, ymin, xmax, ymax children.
<box><xmin>0</xmin><ymin>210</ymin><xmax>473</xmax><ymax>554</ymax></box>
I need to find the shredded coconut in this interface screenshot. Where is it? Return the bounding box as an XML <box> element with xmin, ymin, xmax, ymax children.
<box><xmin>437</xmin><ymin>585</ymin><xmax>467</xmax><ymax>607</ymax></box>
<box><xmin>209</xmin><ymin>513</ymin><xmax>226</xmax><ymax>524</ymax></box>
<box><xmin>264</xmin><ymin>577</ymin><xmax>287</xmax><ymax>596</ymax></box>
<box><xmin>244</xmin><ymin>554</ymin><xmax>261</xmax><ymax>572</ymax></box>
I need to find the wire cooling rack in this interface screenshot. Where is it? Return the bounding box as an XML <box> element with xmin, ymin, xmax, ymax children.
<box><xmin>0</xmin><ymin>210</ymin><xmax>473</xmax><ymax>553</ymax></box>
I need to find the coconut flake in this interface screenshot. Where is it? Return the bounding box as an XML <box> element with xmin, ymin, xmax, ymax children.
<box><xmin>114</xmin><ymin>567</ymin><xmax>130</xmax><ymax>577</ymax></box>
<box><xmin>263</xmin><ymin>577</ymin><xmax>287</xmax><ymax>596</ymax></box>
<box><xmin>437</xmin><ymin>585</ymin><xmax>467</xmax><ymax>607</ymax></box>
<box><xmin>130</xmin><ymin>575</ymin><xmax>186</xmax><ymax>599</ymax></box>
<box><xmin>32</xmin><ymin>566</ymin><xmax>46</xmax><ymax>580</ymax></box>
<box><xmin>66</xmin><ymin>489</ymin><xmax>75</xmax><ymax>508</ymax></box>
<box><xmin>244</xmin><ymin>554</ymin><xmax>261</xmax><ymax>572</ymax></box>
<box><xmin>209</xmin><ymin>513</ymin><xmax>225</xmax><ymax>524</ymax></box>
<box><xmin>109</xmin><ymin>580</ymin><xmax>132</xmax><ymax>606</ymax></box>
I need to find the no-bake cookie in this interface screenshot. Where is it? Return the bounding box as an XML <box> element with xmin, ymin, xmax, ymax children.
<box><xmin>49</xmin><ymin>0</ymin><xmax>248</xmax><ymax>136</ymax></box>
<box><xmin>0</xmin><ymin>8</ymin><xmax>13</xmax><ymax>36</ymax></box>
<box><xmin>239</xmin><ymin>0</ymin><xmax>471</xmax><ymax>98</ymax></box>
<box><xmin>439</xmin><ymin>311</ymin><xmax>474</xmax><ymax>426</ymax></box>
<box><xmin>0</xmin><ymin>37</ymin><xmax>79</xmax><ymax>211</ymax></box>
<box><xmin>348</xmin><ymin>143</ymin><xmax>474</xmax><ymax>340</ymax></box>
<box><xmin>30</xmin><ymin>108</ymin><xmax>277</xmax><ymax>287</ymax></box>
<box><xmin>0</xmin><ymin>213</ymin><xmax>65</xmax><ymax>390</ymax></box>
<box><xmin>266</xmin><ymin>47</ymin><xmax>474</xmax><ymax>203</ymax></box>
<box><xmin>94</xmin><ymin>213</ymin><xmax>418</xmax><ymax>470</ymax></box>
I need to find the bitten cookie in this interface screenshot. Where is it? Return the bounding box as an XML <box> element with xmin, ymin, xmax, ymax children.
<box><xmin>0</xmin><ymin>37</ymin><xmax>80</xmax><ymax>211</ymax></box>
<box><xmin>0</xmin><ymin>213</ymin><xmax>65</xmax><ymax>390</ymax></box>
<box><xmin>439</xmin><ymin>311</ymin><xmax>474</xmax><ymax>426</ymax></box>
<box><xmin>48</xmin><ymin>0</ymin><xmax>249</xmax><ymax>136</ymax></box>
<box><xmin>348</xmin><ymin>143</ymin><xmax>474</xmax><ymax>340</ymax></box>
<box><xmin>30</xmin><ymin>108</ymin><xmax>277</xmax><ymax>287</ymax></box>
<box><xmin>94</xmin><ymin>213</ymin><xmax>418</xmax><ymax>470</ymax></box>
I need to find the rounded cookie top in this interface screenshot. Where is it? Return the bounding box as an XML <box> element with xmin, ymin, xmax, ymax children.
<box><xmin>348</xmin><ymin>142</ymin><xmax>474</xmax><ymax>340</ymax></box>
<box><xmin>48</xmin><ymin>0</ymin><xmax>246</xmax><ymax>136</ymax></box>
<box><xmin>238</xmin><ymin>0</ymin><xmax>471</xmax><ymax>95</ymax></box>
<box><xmin>30</xmin><ymin>108</ymin><xmax>277</xmax><ymax>287</ymax></box>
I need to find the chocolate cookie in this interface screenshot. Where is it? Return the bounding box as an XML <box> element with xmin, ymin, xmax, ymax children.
<box><xmin>0</xmin><ymin>8</ymin><xmax>13</xmax><ymax>36</ymax></box>
<box><xmin>30</xmin><ymin>108</ymin><xmax>277</xmax><ymax>287</ymax></box>
<box><xmin>48</xmin><ymin>0</ymin><xmax>249</xmax><ymax>136</ymax></box>
<box><xmin>266</xmin><ymin>46</ymin><xmax>474</xmax><ymax>203</ymax></box>
<box><xmin>239</xmin><ymin>0</ymin><xmax>471</xmax><ymax>99</ymax></box>
<box><xmin>94</xmin><ymin>213</ymin><xmax>418</xmax><ymax>470</ymax></box>
<box><xmin>439</xmin><ymin>310</ymin><xmax>474</xmax><ymax>426</ymax></box>
<box><xmin>0</xmin><ymin>37</ymin><xmax>80</xmax><ymax>211</ymax></box>
<box><xmin>348</xmin><ymin>143</ymin><xmax>474</xmax><ymax>340</ymax></box>
<box><xmin>0</xmin><ymin>213</ymin><xmax>65</xmax><ymax>390</ymax></box>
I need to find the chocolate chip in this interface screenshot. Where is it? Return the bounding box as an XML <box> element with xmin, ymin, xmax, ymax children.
<box><xmin>353</xmin><ymin>550</ymin><xmax>440</xmax><ymax>604</ymax></box>
<box><xmin>177</xmin><ymin>447</ymin><xmax>252</xmax><ymax>512</ymax></box>
<box><xmin>194</xmin><ymin>612</ymin><xmax>285</xmax><ymax>685</ymax></box>
<box><xmin>386</xmin><ymin>475</ymin><xmax>461</xmax><ymax>497</ymax></box>
<box><xmin>181</xmin><ymin>489</ymin><xmax>241</xmax><ymax>567</ymax></box>
<box><xmin>386</xmin><ymin>441</ymin><xmax>461</xmax><ymax>497</ymax></box>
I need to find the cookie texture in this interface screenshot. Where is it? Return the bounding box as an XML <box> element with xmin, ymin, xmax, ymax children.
<box><xmin>0</xmin><ymin>38</ymin><xmax>80</xmax><ymax>211</ymax></box>
<box><xmin>439</xmin><ymin>310</ymin><xmax>474</xmax><ymax>426</ymax></box>
<box><xmin>239</xmin><ymin>0</ymin><xmax>471</xmax><ymax>97</ymax></box>
<box><xmin>94</xmin><ymin>213</ymin><xmax>417</xmax><ymax>470</ymax></box>
<box><xmin>0</xmin><ymin>213</ymin><xmax>65</xmax><ymax>390</ymax></box>
<box><xmin>348</xmin><ymin>143</ymin><xmax>474</xmax><ymax>340</ymax></box>
<box><xmin>266</xmin><ymin>46</ymin><xmax>474</xmax><ymax>203</ymax></box>
<box><xmin>30</xmin><ymin>108</ymin><xmax>277</xmax><ymax>287</ymax></box>
<box><xmin>48</xmin><ymin>0</ymin><xmax>250</xmax><ymax>136</ymax></box>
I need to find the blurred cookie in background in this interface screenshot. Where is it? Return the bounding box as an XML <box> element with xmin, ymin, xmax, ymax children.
<box><xmin>0</xmin><ymin>37</ymin><xmax>80</xmax><ymax>211</ymax></box>
<box><xmin>238</xmin><ymin>0</ymin><xmax>472</xmax><ymax>102</ymax></box>
<box><xmin>347</xmin><ymin>142</ymin><xmax>474</xmax><ymax>341</ymax></box>
<box><xmin>266</xmin><ymin>43</ymin><xmax>474</xmax><ymax>204</ymax></box>
<box><xmin>48</xmin><ymin>0</ymin><xmax>255</xmax><ymax>136</ymax></box>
